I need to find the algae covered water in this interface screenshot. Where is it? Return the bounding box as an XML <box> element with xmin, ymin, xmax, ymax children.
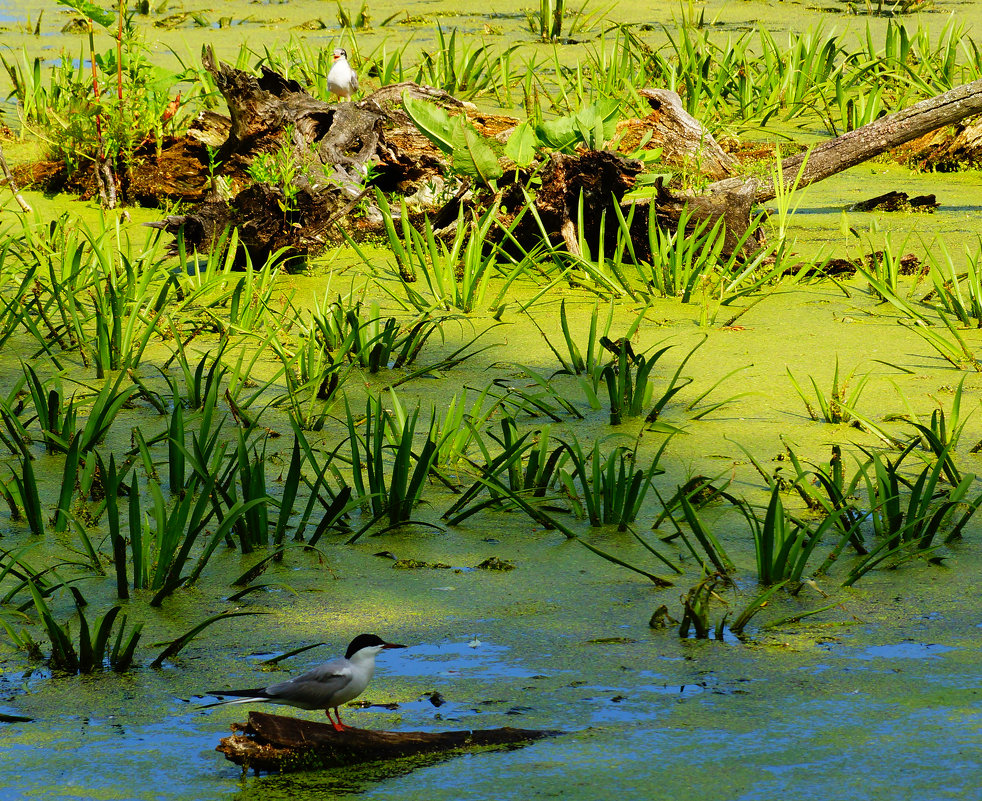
<box><xmin>3</xmin><ymin>0</ymin><xmax>982</xmax><ymax>797</ymax></box>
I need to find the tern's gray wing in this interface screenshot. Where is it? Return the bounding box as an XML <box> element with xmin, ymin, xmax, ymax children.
<box><xmin>350</xmin><ymin>69</ymin><xmax>359</xmax><ymax>93</ymax></box>
<box><xmin>264</xmin><ymin>658</ymin><xmax>352</xmax><ymax>709</ymax></box>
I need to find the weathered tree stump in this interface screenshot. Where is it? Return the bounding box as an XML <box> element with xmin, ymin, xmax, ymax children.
<box><xmin>151</xmin><ymin>50</ymin><xmax>482</xmax><ymax>264</ymax></box>
<box><xmin>618</xmin><ymin>89</ymin><xmax>738</xmax><ymax>181</ymax></box>
<box><xmin>216</xmin><ymin>711</ymin><xmax>558</xmax><ymax>774</ymax></box>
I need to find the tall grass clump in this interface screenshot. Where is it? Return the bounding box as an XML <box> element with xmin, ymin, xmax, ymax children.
<box><xmin>344</xmin><ymin>394</ymin><xmax>440</xmax><ymax>538</ymax></box>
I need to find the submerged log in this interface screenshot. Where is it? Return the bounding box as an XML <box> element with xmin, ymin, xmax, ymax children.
<box><xmin>216</xmin><ymin>711</ymin><xmax>557</xmax><ymax>774</ymax></box>
<box><xmin>849</xmin><ymin>190</ymin><xmax>938</xmax><ymax>212</ymax></box>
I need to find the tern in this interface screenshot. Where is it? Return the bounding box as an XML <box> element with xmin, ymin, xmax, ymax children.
<box><xmin>327</xmin><ymin>48</ymin><xmax>359</xmax><ymax>101</ymax></box>
<box><xmin>206</xmin><ymin>633</ymin><xmax>406</xmax><ymax>731</ymax></box>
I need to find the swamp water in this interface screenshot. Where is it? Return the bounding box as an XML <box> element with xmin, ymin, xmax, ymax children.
<box><xmin>3</xmin><ymin>0</ymin><xmax>982</xmax><ymax>798</ymax></box>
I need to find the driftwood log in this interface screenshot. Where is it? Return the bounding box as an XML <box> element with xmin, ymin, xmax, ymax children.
<box><xmin>150</xmin><ymin>45</ymin><xmax>982</xmax><ymax>264</ymax></box>
<box><xmin>628</xmin><ymin>88</ymin><xmax>739</xmax><ymax>181</ymax></box>
<box><xmin>216</xmin><ymin>711</ymin><xmax>557</xmax><ymax>774</ymax></box>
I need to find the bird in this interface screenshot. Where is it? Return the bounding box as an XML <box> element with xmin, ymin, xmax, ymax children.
<box><xmin>327</xmin><ymin>48</ymin><xmax>359</xmax><ymax>101</ymax></box>
<box><xmin>206</xmin><ymin>633</ymin><xmax>407</xmax><ymax>731</ymax></box>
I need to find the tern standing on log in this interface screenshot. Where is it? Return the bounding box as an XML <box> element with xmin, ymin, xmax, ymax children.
<box><xmin>206</xmin><ymin>634</ymin><xmax>406</xmax><ymax>731</ymax></box>
<box><xmin>328</xmin><ymin>48</ymin><xmax>359</xmax><ymax>101</ymax></box>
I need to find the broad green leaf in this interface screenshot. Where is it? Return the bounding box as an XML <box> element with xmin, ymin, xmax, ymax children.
<box><xmin>503</xmin><ymin>121</ymin><xmax>539</xmax><ymax>167</ymax></box>
<box><xmin>538</xmin><ymin>99</ymin><xmax>624</xmax><ymax>153</ymax></box>
<box><xmin>402</xmin><ymin>92</ymin><xmax>455</xmax><ymax>154</ymax></box>
<box><xmin>451</xmin><ymin>121</ymin><xmax>503</xmax><ymax>186</ymax></box>
<box><xmin>536</xmin><ymin>114</ymin><xmax>579</xmax><ymax>152</ymax></box>
<box><xmin>581</xmin><ymin>98</ymin><xmax>622</xmax><ymax>140</ymax></box>
<box><xmin>57</xmin><ymin>0</ymin><xmax>115</xmax><ymax>28</ymax></box>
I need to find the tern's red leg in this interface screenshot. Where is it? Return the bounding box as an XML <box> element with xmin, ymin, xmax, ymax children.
<box><xmin>335</xmin><ymin>707</ymin><xmax>352</xmax><ymax>730</ymax></box>
<box><xmin>325</xmin><ymin>708</ymin><xmax>344</xmax><ymax>732</ymax></box>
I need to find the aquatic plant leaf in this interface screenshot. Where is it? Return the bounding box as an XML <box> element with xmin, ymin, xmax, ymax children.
<box><xmin>57</xmin><ymin>0</ymin><xmax>115</xmax><ymax>27</ymax></box>
<box><xmin>730</xmin><ymin>581</ymin><xmax>789</xmax><ymax>635</ymax></box>
<box><xmin>536</xmin><ymin>99</ymin><xmax>621</xmax><ymax>152</ymax></box>
<box><xmin>504</xmin><ymin>121</ymin><xmax>539</xmax><ymax>167</ymax></box>
<box><xmin>535</xmin><ymin>114</ymin><xmax>578</xmax><ymax>152</ymax></box>
<box><xmin>401</xmin><ymin>92</ymin><xmax>454</xmax><ymax>153</ymax></box>
<box><xmin>150</xmin><ymin>611</ymin><xmax>266</xmax><ymax>668</ymax></box>
<box><xmin>575</xmin><ymin>537</ymin><xmax>674</xmax><ymax>587</ymax></box>
<box><xmin>451</xmin><ymin>121</ymin><xmax>503</xmax><ymax>185</ymax></box>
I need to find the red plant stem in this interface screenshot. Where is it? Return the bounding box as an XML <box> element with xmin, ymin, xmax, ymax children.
<box><xmin>116</xmin><ymin>0</ymin><xmax>124</xmax><ymax>101</ymax></box>
<box><xmin>88</xmin><ymin>22</ymin><xmax>106</xmax><ymax>149</ymax></box>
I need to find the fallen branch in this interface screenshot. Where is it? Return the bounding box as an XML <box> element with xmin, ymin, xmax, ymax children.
<box><xmin>216</xmin><ymin>711</ymin><xmax>558</xmax><ymax>774</ymax></box>
<box><xmin>708</xmin><ymin>77</ymin><xmax>982</xmax><ymax>202</ymax></box>
<box><xmin>630</xmin><ymin>78</ymin><xmax>982</xmax><ymax>251</ymax></box>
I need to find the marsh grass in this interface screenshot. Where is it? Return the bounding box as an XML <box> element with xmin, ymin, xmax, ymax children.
<box><xmin>12</xmin><ymin>216</ymin><xmax>175</xmax><ymax>375</ymax></box>
<box><xmin>415</xmin><ymin>25</ymin><xmax>515</xmax><ymax>99</ymax></box>
<box><xmin>739</xmin><ymin>486</ymin><xmax>857</xmax><ymax>585</ymax></box>
<box><xmin>445</xmin><ymin>416</ymin><xmax>561</xmax><ymax>516</ymax></box>
<box><xmin>288</xmin><ymin>423</ymin><xmax>358</xmax><ymax>546</ymax></box>
<box><xmin>368</xmin><ymin>194</ymin><xmax>513</xmax><ymax>314</ymax></box>
<box><xmin>429</xmin><ymin>387</ymin><xmax>494</xmax><ymax>467</ymax></box>
<box><xmin>488</xmin><ymin>366</ymin><xmax>585</xmax><ymax>422</ymax></box>
<box><xmin>889</xmin><ymin>377</ymin><xmax>973</xmax><ymax>474</ymax></box>
<box><xmin>149</xmin><ymin>610</ymin><xmax>265</xmax><ymax>668</ymax></box>
<box><xmin>558</xmin><ymin>438</ymin><xmax>670</xmax><ymax>529</ymax></box>
<box><xmin>924</xmin><ymin>239</ymin><xmax>982</xmax><ymax>328</ymax></box>
<box><xmin>313</xmin><ymin>295</ymin><xmax>440</xmax><ymax>373</ymax></box>
<box><xmin>905</xmin><ymin>315</ymin><xmax>982</xmax><ymax>372</ymax></box>
<box><xmin>11</xmin><ymin>450</ymin><xmax>46</xmax><ymax>538</ymax></box>
<box><xmin>678</xmin><ymin>574</ymin><xmax>726</xmax><ymax>639</ymax></box>
<box><xmin>601</xmin><ymin>340</ymin><xmax>657</xmax><ymax>425</ymax></box>
<box><xmin>271</xmin><ymin>327</ymin><xmax>351</xmax><ymax>431</ymax></box>
<box><xmin>21</xmin><ymin>363</ymin><xmax>76</xmax><ymax>454</ymax></box>
<box><xmin>343</xmin><ymin>395</ymin><xmax>440</xmax><ymax>538</ymax></box>
<box><xmin>787</xmin><ymin>357</ymin><xmax>870</xmax><ymax>424</ymax></box>
<box><xmin>620</xmin><ymin>206</ymin><xmax>784</xmax><ymax>322</ymax></box>
<box><xmin>858</xmin><ymin>443</ymin><xmax>978</xmax><ymax>546</ymax></box>
<box><xmin>659</xmin><ymin>491</ymin><xmax>734</xmax><ymax>576</ymax></box>
<box><xmin>782</xmin><ymin>444</ymin><xmax>868</xmax><ymax>556</ymax></box>
<box><xmin>26</xmin><ymin>582</ymin><xmax>142</xmax><ymax>673</ymax></box>
<box><xmin>769</xmin><ymin>147</ymin><xmax>810</xmax><ymax>241</ymax></box>
<box><xmin>526</xmin><ymin>299</ymin><xmax>618</xmax><ymax>410</ymax></box>
<box><xmin>857</xmin><ymin>251</ymin><xmax>982</xmax><ymax>372</ymax></box>
<box><xmin>5</xmin><ymin>15</ymin><xmax>982</xmax><ymax>675</ymax></box>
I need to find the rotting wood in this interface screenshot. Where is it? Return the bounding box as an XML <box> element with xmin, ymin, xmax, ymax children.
<box><xmin>146</xmin><ymin>51</ymin><xmax>481</xmax><ymax>264</ymax></box>
<box><xmin>146</xmin><ymin>57</ymin><xmax>982</xmax><ymax>264</ymax></box>
<box><xmin>618</xmin><ymin>89</ymin><xmax>738</xmax><ymax>181</ymax></box>
<box><xmin>216</xmin><ymin>711</ymin><xmax>558</xmax><ymax>774</ymax></box>
<box><xmin>499</xmin><ymin>150</ymin><xmax>644</xmax><ymax>258</ymax></box>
